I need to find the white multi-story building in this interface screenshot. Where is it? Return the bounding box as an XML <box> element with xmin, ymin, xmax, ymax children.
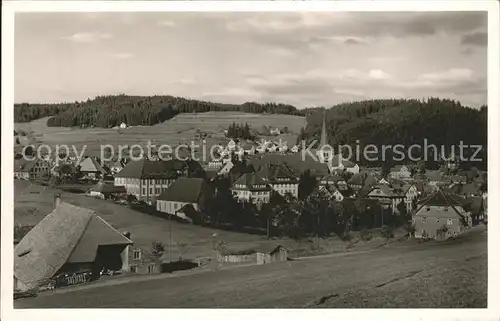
<box><xmin>231</xmin><ymin>172</ymin><xmax>271</xmax><ymax>204</ymax></box>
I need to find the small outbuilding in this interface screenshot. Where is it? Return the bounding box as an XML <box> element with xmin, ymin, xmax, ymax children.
<box><xmin>255</xmin><ymin>244</ymin><xmax>288</xmax><ymax>265</ymax></box>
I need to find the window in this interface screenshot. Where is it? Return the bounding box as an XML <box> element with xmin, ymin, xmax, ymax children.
<box><xmin>174</xmin><ymin>203</ymin><xmax>178</xmax><ymax>210</ymax></box>
<box><xmin>142</xmin><ymin>188</ymin><xmax>146</xmax><ymax>195</ymax></box>
<box><xmin>426</xmin><ymin>207</ymin><xmax>430</xmax><ymax>211</ymax></box>
<box><xmin>133</xmin><ymin>250</ymin><xmax>141</xmax><ymax>260</ymax></box>
<box><xmin>447</xmin><ymin>219</ymin><xmax>453</xmax><ymax>225</ymax></box>
<box><xmin>130</xmin><ymin>265</ymin><xmax>137</xmax><ymax>273</ymax></box>
<box><xmin>148</xmin><ymin>264</ymin><xmax>155</xmax><ymax>274</ymax></box>
<box><xmin>421</xmin><ymin>217</ymin><xmax>427</xmax><ymax>223</ymax></box>
<box><xmin>443</xmin><ymin>207</ymin><xmax>449</xmax><ymax>212</ymax></box>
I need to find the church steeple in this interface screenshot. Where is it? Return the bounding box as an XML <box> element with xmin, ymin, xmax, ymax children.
<box><xmin>319</xmin><ymin>109</ymin><xmax>327</xmax><ymax>147</ymax></box>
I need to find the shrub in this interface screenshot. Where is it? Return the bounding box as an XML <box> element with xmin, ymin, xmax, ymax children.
<box><xmin>381</xmin><ymin>225</ymin><xmax>394</xmax><ymax>239</ymax></box>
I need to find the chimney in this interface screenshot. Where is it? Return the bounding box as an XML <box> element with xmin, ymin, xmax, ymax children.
<box><xmin>123</xmin><ymin>231</ymin><xmax>131</xmax><ymax>240</ymax></box>
<box><xmin>54</xmin><ymin>194</ymin><xmax>62</xmax><ymax>209</ymax></box>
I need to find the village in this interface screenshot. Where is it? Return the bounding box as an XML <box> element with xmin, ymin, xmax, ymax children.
<box><xmin>12</xmin><ymin>114</ymin><xmax>488</xmax><ymax>300</ymax></box>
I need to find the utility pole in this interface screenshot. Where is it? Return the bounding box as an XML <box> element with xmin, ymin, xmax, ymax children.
<box><xmin>381</xmin><ymin>203</ymin><xmax>384</xmax><ymax>227</ymax></box>
<box><xmin>169</xmin><ymin>213</ymin><xmax>172</xmax><ymax>262</ymax></box>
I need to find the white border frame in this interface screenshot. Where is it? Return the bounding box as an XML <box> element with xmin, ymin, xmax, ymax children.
<box><xmin>2</xmin><ymin>1</ymin><xmax>499</xmax><ymax>320</ymax></box>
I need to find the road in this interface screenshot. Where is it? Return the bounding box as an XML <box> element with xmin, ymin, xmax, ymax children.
<box><xmin>16</xmin><ymin>227</ymin><xmax>487</xmax><ymax>308</ymax></box>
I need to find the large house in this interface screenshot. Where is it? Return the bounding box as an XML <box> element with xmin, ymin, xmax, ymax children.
<box><xmin>389</xmin><ymin>165</ymin><xmax>412</xmax><ymax>180</ymax></box>
<box><xmin>231</xmin><ymin>172</ymin><xmax>271</xmax><ymax>204</ymax></box>
<box><xmin>413</xmin><ymin>190</ymin><xmax>470</xmax><ymax>240</ymax></box>
<box><xmin>366</xmin><ymin>184</ymin><xmax>405</xmax><ymax>214</ymax></box>
<box><xmin>14</xmin><ymin>196</ymin><xmax>132</xmax><ymax>291</ymax></box>
<box><xmin>319</xmin><ymin>173</ymin><xmax>348</xmax><ymax>190</ymax></box>
<box><xmin>114</xmin><ymin>159</ymin><xmax>200</xmax><ymax>204</ymax></box>
<box><xmin>258</xmin><ymin>163</ymin><xmax>299</xmax><ymax>199</ymax></box>
<box><xmin>156</xmin><ymin>177</ymin><xmax>213</xmax><ymax>222</ymax></box>
<box><xmin>78</xmin><ymin>157</ymin><xmax>108</xmax><ymax>179</ymax></box>
<box><xmin>14</xmin><ymin>158</ymin><xmax>51</xmax><ymax>180</ymax></box>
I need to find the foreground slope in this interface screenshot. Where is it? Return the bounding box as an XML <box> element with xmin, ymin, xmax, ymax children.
<box><xmin>16</xmin><ymin>227</ymin><xmax>486</xmax><ymax>308</ymax></box>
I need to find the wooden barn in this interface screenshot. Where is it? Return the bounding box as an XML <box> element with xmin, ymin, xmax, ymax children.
<box><xmin>255</xmin><ymin>245</ymin><xmax>288</xmax><ymax>265</ymax></box>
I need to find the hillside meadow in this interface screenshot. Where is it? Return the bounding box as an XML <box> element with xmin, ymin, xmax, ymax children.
<box><xmin>14</xmin><ymin>112</ymin><xmax>306</xmax><ymax>158</ymax></box>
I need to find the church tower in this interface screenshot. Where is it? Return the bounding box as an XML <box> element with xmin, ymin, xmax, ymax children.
<box><xmin>316</xmin><ymin>110</ymin><xmax>333</xmax><ymax>163</ymax></box>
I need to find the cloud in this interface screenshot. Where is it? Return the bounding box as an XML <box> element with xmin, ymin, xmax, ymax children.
<box><xmin>157</xmin><ymin>20</ymin><xmax>177</xmax><ymax>27</ymax></box>
<box><xmin>224</xmin><ymin>12</ymin><xmax>487</xmax><ymax>53</ymax></box>
<box><xmin>109</xmin><ymin>52</ymin><xmax>135</xmax><ymax>59</ymax></box>
<box><xmin>61</xmin><ymin>32</ymin><xmax>112</xmax><ymax>43</ymax></box>
<box><xmin>461</xmin><ymin>31</ymin><xmax>487</xmax><ymax>47</ymax></box>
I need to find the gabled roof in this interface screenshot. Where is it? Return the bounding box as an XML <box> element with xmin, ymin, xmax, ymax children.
<box><xmin>320</xmin><ymin>173</ymin><xmax>345</xmax><ymax>183</ymax></box>
<box><xmin>415</xmin><ymin>189</ymin><xmax>466</xmax><ymax>219</ymax></box>
<box><xmin>248</xmin><ymin>153</ymin><xmax>330</xmax><ymax>177</ymax></box>
<box><xmin>79</xmin><ymin>157</ymin><xmax>107</xmax><ymax>174</ymax></box>
<box><xmin>258</xmin><ymin>163</ymin><xmax>297</xmax><ymax>182</ymax></box>
<box><xmin>232</xmin><ymin>172</ymin><xmax>270</xmax><ymax>191</ymax></box>
<box><xmin>157</xmin><ymin>177</ymin><xmax>211</xmax><ymax>203</ymax></box>
<box><xmin>14</xmin><ymin>202</ymin><xmax>131</xmax><ymax>289</ymax></box>
<box><xmin>115</xmin><ymin>159</ymin><xmax>195</xmax><ymax>179</ymax></box>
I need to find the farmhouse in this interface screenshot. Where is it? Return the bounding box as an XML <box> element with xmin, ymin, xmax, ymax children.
<box><xmin>156</xmin><ymin>177</ymin><xmax>213</xmax><ymax>221</ymax></box>
<box><xmin>79</xmin><ymin>157</ymin><xmax>108</xmax><ymax>179</ymax></box>
<box><xmin>128</xmin><ymin>241</ymin><xmax>162</xmax><ymax>275</ymax></box>
<box><xmin>14</xmin><ymin>158</ymin><xmax>51</xmax><ymax>180</ymax></box>
<box><xmin>231</xmin><ymin>172</ymin><xmax>271</xmax><ymax>204</ymax></box>
<box><xmin>14</xmin><ymin>196</ymin><xmax>132</xmax><ymax>291</ymax></box>
<box><xmin>258</xmin><ymin>163</ymin><xmax>299</xmax><ymax>199</ymax></box>
<box><xmin>413</xmin><ymin>189</ymin><xmax>470</xmax><ymax>240</ymax></box>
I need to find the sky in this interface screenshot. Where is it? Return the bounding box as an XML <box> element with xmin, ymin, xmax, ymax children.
<box><xmin>14</xmin><ymin>11</ymin><xmax>487</xmax><ymax>108</ymax></box>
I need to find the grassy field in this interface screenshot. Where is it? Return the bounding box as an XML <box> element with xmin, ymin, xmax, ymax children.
<box><xmin>14</xmin><ymin>179</ymin><xmax>408</xmax><ymax>262</ymax></box>
<box><xmin>14</xmin><ymin>112</ymin><xmax>307</xmax><ymax>158</ymax></box>
<box><xmin>15</xmin><ymin>227</ymin><xmax>487</xmax><ymax>308</ymax></box>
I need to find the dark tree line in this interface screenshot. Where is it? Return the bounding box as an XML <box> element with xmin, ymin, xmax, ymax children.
<box><xmin>304</xmin><ymin>98</ymin><xmax>487</xmax><ymax>170</ymax></box>
<box><xmin>227</xmin><ymin>122</ymin><xmax>254</xmax><ymax>140</ymax></box>
<box><xmin>14</xmin><ymin>95</ymin><xmax>307</xmax><ymax>127</ymax></box>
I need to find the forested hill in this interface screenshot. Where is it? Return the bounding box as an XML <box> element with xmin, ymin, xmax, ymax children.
<box><xmin>302</xmin><ymin>98</ymin><xmax>487</xmax><ymax>169</ymax></box>
<box><xmin>14</xmin><ymin>95</ymin><xmax>304</xmax><ymax>127</ymax></box>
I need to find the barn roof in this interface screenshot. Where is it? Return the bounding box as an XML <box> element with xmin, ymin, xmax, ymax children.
<box><xmin>14</xmin><ymin>202</ymin><xmax>131</xmax><ymax>289</ymax></box>
<box><xmin>157</xmin><ymin>177</ymin><xmax>210</xmax><ymax>203</ymax></box>
<box><xmin>79</xmin><ymin>157</ymin><xmax>107</xmax><ymax>174</ymax></box>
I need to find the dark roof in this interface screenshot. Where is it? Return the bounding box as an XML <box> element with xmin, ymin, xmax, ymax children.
<box><xmin>348</xmin><ymin>173</ymin><xmax>365</xmax><ymax>185</ymax></box>
<box><xmin>258</xmin><ymin>163</ymin><xmax>298</xmax><ymax>183</ymax></box>
<box><xmin>253</xmin><ymin>244</ymin><xmax>287</xmax><ymax>254</ymax></box>
<box><xmin>14</xmin><ymin>202</ymin><xmax>131</xmax><ymax>289</ymax></box>
<box><xmin>416</xmin><ymin>189</ymin><xmax>466</xmax><ymax>220</ymax></box>
<box><xmin>115</xmin><ymin>159</ymin><xmax>197</xmax><ymax>179</ymax></box>
<box><xmin>232</xmin><ymin>172</ymin><xmax>270</xmax><ymax>191</ymax></box>
<box><xmin>248</xmin><ymin>153</ymin><xmax>330</xmax><ymax>177</ymax></box>
<box><xmin>157</xmin><ymin>177</ymin><xmax>211</xmax><ymax>203</ymax></box>
<box><xmin>320</xmin><ymin>174</ymin><xmax>345</xmax><ymax>183</ymax></box>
